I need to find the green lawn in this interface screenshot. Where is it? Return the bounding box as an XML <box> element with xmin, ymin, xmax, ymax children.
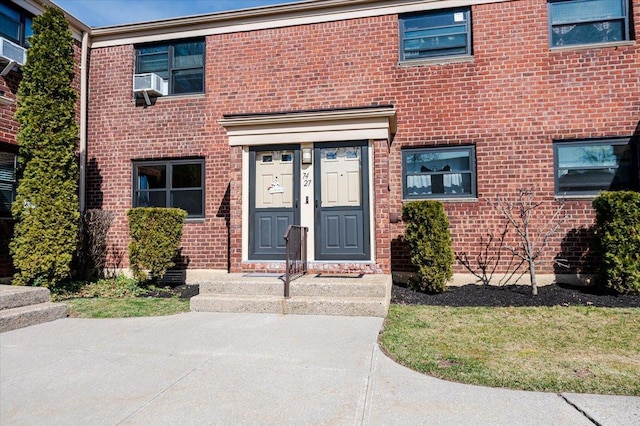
<box><xmin>53</xmin><ymin>275</ymin><xmax>191</xmax><ymax>318</ymax></box>
<box><xmin>380</xmin><ymin>304</ymin><xmax>640</xmax><ymax>396</ymax></box>
<box><xmin>64</xmin><ymin>297</ymin><xmax>190</xmax><ymax>318</ymax></box>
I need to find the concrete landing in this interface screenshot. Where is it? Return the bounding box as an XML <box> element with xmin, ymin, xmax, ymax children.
<box><xmin>191</xmin><ymin>273</ymin><xmax>391</xmax><ymax>317</ymax></box>
<box><xmin>0</xmin><ymin>285</ymin><xmax>67</xmax><ymax>332</ymax></box>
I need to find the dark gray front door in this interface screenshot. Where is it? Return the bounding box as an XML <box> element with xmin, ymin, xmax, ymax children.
<box><xmin>249</xmin><ymin>146</ymin><xmax>300</xmax><ymax>260</ymax></box>
<box><xmin>314</xmin><ymin>141</ymin><xmax>370</xmax><ymax>260</ymax></box>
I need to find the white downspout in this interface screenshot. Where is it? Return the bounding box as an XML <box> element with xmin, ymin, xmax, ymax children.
<box><xmin>79</xmin><ymin>30</ymin><xmax>89</xmax><ymax>212</ymax></box>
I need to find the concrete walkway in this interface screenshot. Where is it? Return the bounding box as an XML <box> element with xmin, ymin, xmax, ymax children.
<box><xmin>1</xmin><ymin>313</ymin><xmax>638</xmax><ymax>425</ymax></box>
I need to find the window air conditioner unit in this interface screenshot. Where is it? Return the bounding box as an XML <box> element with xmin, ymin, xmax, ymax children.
<box><xmin>0</xmin><ymin>37</ymin><xmax>27</xmax><ymax>76</ymax></box>
<box><xmin>133</xmin><ymin>73</ymin><xmax>167</xmax><ymax>106</ymax></box>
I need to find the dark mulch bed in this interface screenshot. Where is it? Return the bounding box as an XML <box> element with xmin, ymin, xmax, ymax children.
<box><xmin>392</xmin><ymin>282</ymin><xmax>640</xmax><ymax>308</ymax></box>
<box><xmin>144</xmin><ymin>284</ymin><xmax>199</xmax><ymax>299</ymax></box>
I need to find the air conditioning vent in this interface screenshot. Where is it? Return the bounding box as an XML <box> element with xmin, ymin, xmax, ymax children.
<box><xmin>0</xmin><ymin>37</ymin><xmax>26</xmax><ymax>66</ymax></box>
<box><xmin>0</xmin><ymin>37</ymin><xmax>27</xmax><ymax>76</ymax></box>
<box><xmin>133</xmin><ymin>73</ymin><xmax>166</xmax><ymax>97</ymax></box>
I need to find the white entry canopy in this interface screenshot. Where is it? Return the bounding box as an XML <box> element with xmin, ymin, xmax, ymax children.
<box><xmin>219</xmin><ymin>106</ymin><xmax>397</xmax><ymax>146</ymax></box>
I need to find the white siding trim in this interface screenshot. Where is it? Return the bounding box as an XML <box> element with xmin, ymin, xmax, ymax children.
<box><xmin>90</xmin><ymin>0</ymin><xmax>510</xmax><ymax>48</ymax></box>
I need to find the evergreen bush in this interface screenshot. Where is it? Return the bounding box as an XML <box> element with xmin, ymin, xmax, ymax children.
<box><xmin>592</xmin><ymin>191</ymin><xmax>640</xmax><ymax>294</ymax></box>
<box><xmin>127</xmin><ymin>208</ymin><xmax>187</xmax><ymax>282</ymax></box>
<box><xmin>10</xmin><ymin>7</ymin><xmax>79</xmax><ymax>288</ymax></box>
<box><xmin>402</xmin><ymin>201</ymin><xmax>454</xmax><ymax>293</ymax></box>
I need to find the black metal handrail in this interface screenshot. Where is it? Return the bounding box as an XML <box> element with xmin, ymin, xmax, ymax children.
<box><xmin>284</xmin><ymin>225</ymin><xmax>308</xmax><ymax>298</ymax></box>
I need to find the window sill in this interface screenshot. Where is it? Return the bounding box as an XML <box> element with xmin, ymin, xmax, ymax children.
<box><xmin>402</xmin><ymin>197</ymin><xmax>478</xmax><ymax>203</ymax></box>
<box><xmin>0</xmin><ymin>95</ymin><xmax>14</xmax><ymax>106</ymax></box>
<box><xmin>555</xmin><ymin>194</ymin><xmax>597</xmax><ymax>201</ymax></box>
<box><xmin>398</xmin><ymin>55</ymin><xmax>474</xmax><ymax>67</ymax></box>
<box><xmin>185</xmin><ymin>218</ymin><xmax>205</xmax><ymax>224</ymax></box>
<box><xmin>157</xmin><ymin>93</ymin><xmax>206</xmax><ymax>102</ymax></box>
<box><xmin>132</xmin><ymin>93</ymin><xmax>205</xmax><ymax>105</ymax></box>
<box><xmin>549</xmin><ymin>40</ymin><xmax>635</xmax><ymax>53</ymax></box>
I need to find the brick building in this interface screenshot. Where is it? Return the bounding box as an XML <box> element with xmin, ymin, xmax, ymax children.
<box><xmin>2</xmin><ymin>0</ymin><xmax>639</xmax><ymax>282</ymax></box>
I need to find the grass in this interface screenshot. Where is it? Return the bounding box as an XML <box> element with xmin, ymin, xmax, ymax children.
<box><xmin>64</xmin><ymin>297</ymin><xmax>190</xmax><ymax>318</ymax></box>
<box><xmin>380</xmin><ymin>304</ymin><xmax>640</xmax><ymax>396</ymax></box>
<box><xmin>52</xmin><ymin>274</ymin><xmax>191</xmax><ymax>318</ymax></box>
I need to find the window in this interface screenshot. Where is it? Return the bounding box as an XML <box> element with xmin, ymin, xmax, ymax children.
<box><xmin>133</xmin><ymin>159</ymin><xmax>205</xmax><ymax>218</ymax></box>
<box><xmin>135</xmin><ymin>39</ymin><xmax>204</xmax><ymax>95</ymax></box>
<box><xmin>0</xmin><ymin>151</ymin><xmax>17</xmax><ymax>218</ymax></box>
<box><xmin>554</xmin><ymin>138</ymin><xmax>638</xmax><ymax>195</ymax></box>
<box><xmin>399</xmin><ymin>8</ymin><xmax>472</xmax><ymax>61</ymax></box>
<box><xmin>0</xmin><ymin>3</ymin><xmax>33</xmax><ymax>47</ymax></box>
<box><xmin>548</xmin><ymin>0</ymin><xmax>630</xmax><ymax>47</ymax></box>
<box><xmin>402</xmin><ymin>146</ymin><xmax>476</xmax><ymax>199</ymax></box>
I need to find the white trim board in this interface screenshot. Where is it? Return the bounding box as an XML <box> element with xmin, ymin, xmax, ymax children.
<box><xmin>90</xmin><ymin>0</ymin><xmax>510</xmax><ymax>48</ymax></box>
<box><xmin>220</xmin><ymin>107</ymin><xmax>397</xmax><ymax>147</ymax></box>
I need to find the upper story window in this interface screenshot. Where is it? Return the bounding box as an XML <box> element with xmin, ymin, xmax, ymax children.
<box><xmin>0</xmin><ymin>151</ymin><xmax>17</xmax><ymax>218</ymax></box>
<box><xmin>402</xmin><ymin>146</ymin><xmax>476</xmax><ymax>199</ymax></box>
<box><xmin>399</xmin><ymin>8</ymin><xmax>472</xmax><ymax>61</ymax></box>
<box><xmin>0</xmin><ymin>2</ymin><xmax>33</xmax><ymax>48</ymax></box>
<box><xmin>548</xmin><ymin>0</ymin><xmax>631</xmax><ymax>47</ymax></box>
<box><xmin>133</xmin><ymin>158</ymin><xmax>205</xmax><ymax>218</ymax></box>
<box><xmin>554</xmin><ymin>138</ymin><xmax>638</xmax><ymax>195</ymax></box>
<box><xmin>135</xmin><ymin>39</ymin><xmax>204</xmax><ymax>95</ymax></box>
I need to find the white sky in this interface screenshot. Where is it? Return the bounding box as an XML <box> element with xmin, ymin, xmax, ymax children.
<box><xmin>52</xmin><ymin>0</ymin><xmax>306</xmax><ymax>27</ymax></box>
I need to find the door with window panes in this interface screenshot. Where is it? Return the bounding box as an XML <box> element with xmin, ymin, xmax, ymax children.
<box><xmin>314</xmin><ymin>141</ymin><xmax>370</xmax><ymax>260</ymax></box>
<box><xmin>249</xmin><ymin>146</ymin><xmax>300</xmax><ymax>260</ymax></box>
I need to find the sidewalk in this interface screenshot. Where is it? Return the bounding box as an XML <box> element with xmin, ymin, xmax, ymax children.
<box><xmin>1</xmin><ymin>313</ymin><xmax>638</xmax><ymax>425</ymax></box>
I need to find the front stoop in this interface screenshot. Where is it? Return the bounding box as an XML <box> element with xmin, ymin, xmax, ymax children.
<box><xmin>190</xmin><ymin>274</ymin><xmax>391</xmax><ymax>317</ymax></box>
<box><xmin>0</xmin><ymin>285</ymin><xmax>67</xmax><ymax>332</ymax></box>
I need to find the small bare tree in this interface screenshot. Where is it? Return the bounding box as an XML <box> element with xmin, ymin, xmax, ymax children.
<box><xmin>456</xmin><ymin>221</ymin><xmax>525</xmax><ymax>286</ymax></box>
<box><xmin>76</xmin><ymin>209</ymin><xmax>114</xmax><ymax>280</ymax></box>
<box><xmin>488</xmin><ymin>186</ymin><xmax>568</xmax><ymax>295</ymax></box>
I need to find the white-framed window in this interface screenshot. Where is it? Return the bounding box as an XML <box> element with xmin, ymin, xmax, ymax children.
<box><xmin>135</xmin><ymin>39</ymin><xmax>205</xmax><ymax>95</ymax></box>
<box><xmin>0</xmin><ymin>151</ymin><xmax>17</xmax><ymax>218</ymax></box>
<box><xmin>554</xmin><ymin>137</ymin><xmax>638</xmax><ymax>195</ymax></box>
<box><xmin>399</xmin><ymin>8</ymin><xmax>472</xmax><ymax>61</ymax></box>
<box><xmin>133</xmin><ymin>158</ymin><xmax>205</xmax><ymax>218</ymax></box>
<box><xmin>402</xmin><ymin>146</ymin><xmax>476</xmax><ymax>199</ymax></box>
<box><xmin>548</xmin><ymin>0</ymin><xmax>631</xmax><ymax>47</ymax></box>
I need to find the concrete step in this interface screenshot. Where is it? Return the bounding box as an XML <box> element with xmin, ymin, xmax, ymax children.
<box><xmin>199</xmin><ymin>281</ymin><xmax>283</xmax><ymax>296</ymax></box>
<box><xmin>0</xmin><ymin>285</ymin><xmax>51</xmax><ymax>310</ymax></box>
<box><xmin>285</xmin><ymin>296</ymin><xmax>388</xmax><ymax>317</ymax></box>
<box><xmin>0</xmin><ymin>302</ymin><xmax>67</xmax><ymax>333</ymax></box>
<box><xmin>199</xmin><ymin>279</ymin><xmax>387</xmax><ymax>298</ymax></box>
<box><xmin>191</xmin><ymin>294</ymin><xmax>284</xmax><ymax>314</ymax></box>
<box><xmin>190</xmin><ymin>295</ymin><xmax>388</xmax><ymax>317</ymax></box>
<box><xmin>192</xmin><ymin>274</ymin><xmax>391</xmax><ymax>317</ymax></box>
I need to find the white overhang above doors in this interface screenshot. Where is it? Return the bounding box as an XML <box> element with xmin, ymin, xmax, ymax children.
<box><xmin>219</xmin><ymin>106</ymin><xmax>397</xmax><ymax>146</ymax></box>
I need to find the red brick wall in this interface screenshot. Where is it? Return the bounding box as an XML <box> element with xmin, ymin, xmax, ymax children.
<box><xmin>87</xmin><ymin>0</ymin><xmax>640</xmax><ymax>275</ymax></box>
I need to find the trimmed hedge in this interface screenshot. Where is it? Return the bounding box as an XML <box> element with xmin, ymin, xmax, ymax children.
<box><xmin>402</xmin><ymin>201</ymin><xmax>454</xmax><ymax>294</ymax></box>
<box><xmin>127</xmin><ymin>208</ymin><xmax>187</xmax><ymax>282</ymax></box>
<box><xmin>592</xmin><ymin>191</ymin><xmax>640</xmax><ymax>295</ymax></box>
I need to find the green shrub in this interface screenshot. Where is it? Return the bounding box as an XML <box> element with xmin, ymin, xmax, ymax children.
<box><xmin>592</xmin><ymin>191</ymin><xmax>640</xmax><ymax>295</ymax></box>
<box><xmin>127</xmin><ymin>208</ymin><xmax>187</xmax><ymax>282</ymax></box>
<box><xmin>10</xmin><ymin>7</ymin><xmax>79</xmax><ymax>288</ymax></box>
<box><xmin>402</xmin><ymin>201</ymin><xmax>454</xmax><ymax>293</ymax></box>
